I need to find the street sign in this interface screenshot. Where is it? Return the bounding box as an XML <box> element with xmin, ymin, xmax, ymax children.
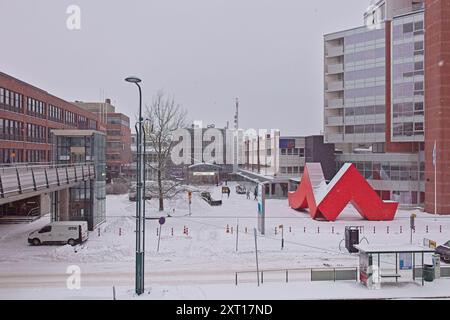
<box><xmin>159</xmin><ymin>217</ymin><xmax>166</xmax><ymax>225</ymax></box>
<box><xmin>410</xmin><ymin>213</ymin><xmax>416</xmax><ymax>230</ymax></box>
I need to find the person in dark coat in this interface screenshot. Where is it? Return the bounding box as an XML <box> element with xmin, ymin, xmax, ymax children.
<box><xmin>254</xmin><ymin>187</ymin><xmax>258</xmax><ymax>200</ymax></box>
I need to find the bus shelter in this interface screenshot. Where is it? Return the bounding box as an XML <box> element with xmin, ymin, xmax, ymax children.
<box><xmin>353</xmin><ymin>244</ymin><xmax>436</xmax><ymax>289</ymax></box>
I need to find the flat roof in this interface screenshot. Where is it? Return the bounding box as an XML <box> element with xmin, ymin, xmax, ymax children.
<box><xmin>354</xmin><ymin>244</ymin><xmax>435</xmax><ymax>254</ymax></box>
<box><xmin>51</xmin><ymin>129</ymin><xmax>105</xmax><ymax>136</ymax></box>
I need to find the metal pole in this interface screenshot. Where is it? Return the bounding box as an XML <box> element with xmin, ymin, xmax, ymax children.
<box><xmin>157</xmin><ymin>224</ymin><xmax>162</xmax><ymax>253</ymax></box>
<box><xmin>435</xmin><ymin>148</ymin><xmax>437</xmax><ymax>221</ymax></box>
<box><xmin>254</xmin><ymin>228</ymin><xmax>260</xmax><ymax>286</ymax></box>
<box><xmin>132</xmin><ymin>82</ymin><xmax>144</xmax><ymax>296</ymax></box>
<box><xmin>281</xmin><ymin>225</ymin><xmax>284</xmax><ymax>250</ymax></box>
<box><xmin>236</xmin><ymin>219</ymin><xmax>239</xmax><ymax>252</ymax></box>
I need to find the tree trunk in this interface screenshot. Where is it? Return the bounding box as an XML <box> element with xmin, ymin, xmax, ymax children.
<box><xmin>158</xmin><ymin>167</ymin><xmax>164</xmax><ymax>211</ymax></box>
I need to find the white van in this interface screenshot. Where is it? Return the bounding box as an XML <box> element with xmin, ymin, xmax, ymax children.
<box><xmin>28</xmin><ymin>221</ymin><xmax>89</xmax><ymax>246</ymax></box>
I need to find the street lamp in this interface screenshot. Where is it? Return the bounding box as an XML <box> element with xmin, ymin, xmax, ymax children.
<box><xmin>125</xmin><ymin>76</ymin><xmax>145</xmax><ymax>295</ymax></box>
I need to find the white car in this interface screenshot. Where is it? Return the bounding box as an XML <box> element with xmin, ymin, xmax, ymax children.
<box><xmin>28</xmin><ymin>221</ymin><xmax>89</xmax><ymax>246</ymax></box>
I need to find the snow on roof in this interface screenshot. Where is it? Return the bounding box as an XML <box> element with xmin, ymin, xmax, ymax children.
<box><xmin>354</xmin><ymin>244</ymin><xmax>435</xmax><ymax>254</ymax></box>
<box><xmin>314</xmin><ymin>163</ymin><xmax>352</xmax><ymax>204</ymax></box>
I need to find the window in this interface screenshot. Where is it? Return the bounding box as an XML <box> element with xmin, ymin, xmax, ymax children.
<box><xmin>39</xmin><ymin>226</ymin><xmax>52</xmax><ymax>233</ymax></box>
<box><xmin>403</xmin><ymin>22</ymin><xmax>413</xmax><ymax>33</ymax></box>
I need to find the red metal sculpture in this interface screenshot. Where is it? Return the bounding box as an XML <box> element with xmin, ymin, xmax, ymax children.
<box><xmin>288</xmin><ymin>163</ymin><xmax>398</xmax><ymax>221</ymax></box>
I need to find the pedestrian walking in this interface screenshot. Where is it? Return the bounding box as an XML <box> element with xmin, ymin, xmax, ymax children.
<box><xmin>254</xmin><ymin>187</ymin><xmax>258</xmax><ymax>200</ymax></box>
<box><xmin>246</xmin><ymin>190</ymin><xmax>250</xmax><ymax>199</ymax></box>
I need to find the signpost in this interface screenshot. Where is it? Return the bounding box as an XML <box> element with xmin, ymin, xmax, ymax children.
<box><xmin>410</xmin><ymin>213</ymin><xmax>416</xmax><ymax>244</ymax></box>
<box><xmin>257</xmin><ymin>183</ymin><xmax>266</xmax><ymax>235</ymax></box>
<box><xmin>254</xmin><ymin>228</ymin><xmax>260</xmax><ymax>286</ymax></box>
<box><xmin>279</xmin><ymin>224</ymin><xmax>284</xmax><ymax>250</ymax></box>
<box><xmin>157</xmin><ymin>217</ymin><xmax>165</xmax><ymax>253</ymax></box>
<box><xmin>188</xmin><ymin>191</ymin><xmax>192</xmax><ymax>216</ymax></box>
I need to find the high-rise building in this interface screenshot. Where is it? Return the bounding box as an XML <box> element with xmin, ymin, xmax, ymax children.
<box><xmin>324</xmin><ymin>0</ymin><xmax>449</xmax><ymax>214</ymax></box>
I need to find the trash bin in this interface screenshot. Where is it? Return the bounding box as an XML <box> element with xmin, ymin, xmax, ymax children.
<box><xmin>423</xmin><ymin>264</ymin><xmax>435</xmax><ymax>282</ymax></box>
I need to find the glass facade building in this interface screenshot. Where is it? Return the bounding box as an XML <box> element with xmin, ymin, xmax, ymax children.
<box><xmin>51</xmin><ymin>130</ymin><xmax>106</xmax><ymax>230</ymax></box>
<box><xmin>324</xmin><ymin>2</ymin><xmax>426</xmax><ymax>207</ymax></box>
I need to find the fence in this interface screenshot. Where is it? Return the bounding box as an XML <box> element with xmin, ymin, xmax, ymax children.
<box><xmin>235</xmin><ymin>267</ymin><xmax>358</xmax><ymax>286</ymax></box>
<box><xmin>235</xmin><ymin>266</ymin><xmax>450</xmax><ymax>286</ymax></box>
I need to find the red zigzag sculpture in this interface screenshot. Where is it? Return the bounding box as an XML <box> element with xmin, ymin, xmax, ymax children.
<box><xmin>288</xmin><ymin>163</ymin><xmax>398</xmax><ymax>221</ymax></box>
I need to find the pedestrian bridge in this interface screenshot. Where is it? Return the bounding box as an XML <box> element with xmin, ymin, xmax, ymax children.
<box><xmin>0</xmin><ymin>162</ymin><xmax>95</xmax><ymax>205</ymax></box>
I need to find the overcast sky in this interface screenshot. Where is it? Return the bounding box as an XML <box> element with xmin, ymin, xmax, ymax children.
<box><xmin>0</xmin><ymin>0</ymin><xmax>368</xmax><ymax>136</ymax></box>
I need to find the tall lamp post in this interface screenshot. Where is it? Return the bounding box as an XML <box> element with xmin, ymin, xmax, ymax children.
<box><xmin>125</xmin><ymin>76</ymin><xmax>145</xmax><ymax>295</ymax></box>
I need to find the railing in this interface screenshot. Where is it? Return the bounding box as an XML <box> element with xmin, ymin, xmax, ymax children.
<box><xmin>0</xmin><ymin>162</ymin><xmax>95</xmax><ymax>199</ymax></box>
<box><xmin>235</xmin><ymin>267</ymin><xmax>358</xmax><ymax>286</ymax></box>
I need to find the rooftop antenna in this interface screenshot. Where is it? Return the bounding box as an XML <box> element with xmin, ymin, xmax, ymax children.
<box><xmin>234</xmin><ymin>97</ymin><xmax>239</xmax><ymax>130</ymax></box>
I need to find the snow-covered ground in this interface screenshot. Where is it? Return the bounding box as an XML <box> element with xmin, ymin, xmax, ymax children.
<box><xmin>0</xmin><ymin>182</ymin><xmax>449</xmax><ymax>299</ymax></box>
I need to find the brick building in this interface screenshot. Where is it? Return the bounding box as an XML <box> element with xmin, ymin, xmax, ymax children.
<box><xmin>0</xmin><ymin>71</ymin><xmax>104</xmax><ymax>163</ymax></box>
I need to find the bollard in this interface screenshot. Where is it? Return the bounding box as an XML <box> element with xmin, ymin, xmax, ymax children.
<box><xmin>426</xmin><ymin>225</ymin><xmax>429</xmax><ymax>233</ymax></box>
<box><xmin>171</xmin><ymin>227</ymin><xmax>174</xmax><ymax>236</ymax></box>
<box><xmin>275</xmin><ymin>227</ymin><xmax>277</xmax><ymax>235</ymax></box>
<box><xmin>226</xmin><ymin>224</ymin><xmax>230</xmax><ymax>233</ymax></box>
<box><xmin>119</xmin><ymin>228</ymin><xmax>122</xmax><ymax>236</ymax></box>
<box><xmin>289</xmin><ymin>226</ymin><xmax>292</xmax><ymax>233</ymax></box>
<box><xmin>332</xmin><ymin>226</ymin><xmax>334</xmax><ymax>234</ymax></box>
<box><xmin>98</xmin><ymin>228</ymin><xmax>100</xmax><ymax>237</ymax></box>
<box><xmin>317</xmin><ymin>227</ymin><xmax>320</xmax><ymax>234</ymax></box>
<box><xmin>374</xmin><ymin>226</ymin><xmax>376</xmax><ymax>234</ymax></box>
<box><xmin>400</xmin><ymin>226</ymin><xmax>403</xmax><ymax>234</ymax></box>
<box><xmin>304</xmin><ymin>227</ymin><xmax>306</xmax><ymax>233</ymax></box>
<box><xmin>387</xmin><ymin>226</ymin><xmax>389</xmax><ymax>234</ymax></box>
<box><xmin>186</xmin><ymin>227</ymin><xmax>189</xmax><ymax>236</ymax></box>
<box><xmin>245</xmin><ymin>227</ymin><xmax>248</xmax><ymax>234</ymax></box>
<box><xmin>440</xmin><ymin>225</ymin><xmax>442</xmax><ymax>233</ymax></box>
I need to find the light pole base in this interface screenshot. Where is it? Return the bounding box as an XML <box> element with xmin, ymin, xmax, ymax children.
<box><xmin>135</xmin><ymin>251</ymin><xmax>145</xmax><ymax>295</ymax></box>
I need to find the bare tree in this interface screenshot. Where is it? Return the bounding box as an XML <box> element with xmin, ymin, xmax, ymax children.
<box><xmin>144</xmin><ymin>91</ymin><xmax>187</xmax><ymax>211</ymax></box>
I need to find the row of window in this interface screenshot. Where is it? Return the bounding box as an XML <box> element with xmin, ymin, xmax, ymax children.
<box><xmin>280</xmin><ymin>148</ymin><xmax>305</xmax><ymax>157</ymax></box>
<box><xmin>345</xmin><ymin>124</ymin><xmax>385</xmax><ymax>134</ymax></box>
<box><xmin>0</xmin><ymin>119</ymin><xmax>24</xmax><ymax>141</ymax></box>
<box><xmin>344</xmin><ymin>104</ymin><xmax>385</xmax><ymax>116</ymax></box>
<box><xmin>1</xmin><ymin>87</ymin><xmax>98</xmax><ymax>129</ymax></box>
<box><xmin>27</xmin><ymin>97</ymin><xmax>46</xmax><ymax>119</ymax></box>
<box><xmin>338</xmin><ymin>161</ymin><xmax>424</xmax><ymax>182</ymax></box>
<box><xmin>26</xmin><ymin>123</ymin><xmax>46</xmax><ymax>143</ymax></box>
<box><xmin>0</xmin><ymin>148</ymin><xmax>50</xmax><ymax>163</ymax></box>
<box><xmin>48</xmin><ymin>105</ymin><xmax>64</xmax><ymax>123</ymax></box>
<box><xmin>393</xmin><ymin>122</ymin><xmax>424</xmax><ymax>137</ymax></box>
<box><xmin>280</xmin><ymin>166</ymin><xmax>304</xmax><ymax>175</ymax></box>
<box><xmin>393</xmin><ymin>101</ymin><xmax>424</xmax><ymax>118</ymax></box>
<box><xmin>0</xmin><ymin>88</ymin><xmax>23</xmax><ymax>113</ymax></box>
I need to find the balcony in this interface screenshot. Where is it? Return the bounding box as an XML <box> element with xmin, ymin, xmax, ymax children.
<box><xmin>326</xmin><ymin>63</ymin><xmax>344</xmax><ymax>74</ymax></box>
<box><xmin>326</xmin><ymin>81</ymin><xmax>344</xmax><ymax>92</ymax></box>
<box><xmin>326</xmin><ymin>46</ymin><xmax>344</xmax><ymax>57</ymax></box>
<box><xmin>326</xmin><ymin>98</ymin><xmax>344</xmax><ymax>109</ymax></box>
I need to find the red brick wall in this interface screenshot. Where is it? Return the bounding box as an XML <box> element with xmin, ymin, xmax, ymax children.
<box><xmin>424</xmin><ymin>0</ymin><xmax>450</xmax><ymax>214</ymax></box>
<box><xmin>0</xmin><ymin>72</ymin><xmax>104</xmax><ymax>162</ymax></box>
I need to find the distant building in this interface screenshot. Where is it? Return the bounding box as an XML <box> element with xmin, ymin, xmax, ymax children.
<box><xmin>74</xmin><ymin>99</ymin><xmax>132</xmax><ymax>181</ymax></box>
<box><xmin>242</xmin><ymin>132</ymin><xmax>335</xmax><ymax>198</ymax></box>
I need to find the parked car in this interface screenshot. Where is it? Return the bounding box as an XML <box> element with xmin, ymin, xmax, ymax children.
<box><xmin>435</xmin><ymin>240</ymin><xmax>450</xmax><ymax>264</ymax></box>
<box><xmin>235</xmin><ymin>185</ymin><xmax>247</xmax><ymax>194</ymax></box>
<box><xmin>201</xmin><ymin>192</ymin><xmax>222</xmax><ymax>206</ymax></box>
<box><xmin>128</xmin><ymin>186</ymin><xmax>152</xmax><ymax>202</ymax></box>
<box><xmin>28</xmin><ymin>221</ymin><xmax>88</xmax><ymax>246</ymax></box>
